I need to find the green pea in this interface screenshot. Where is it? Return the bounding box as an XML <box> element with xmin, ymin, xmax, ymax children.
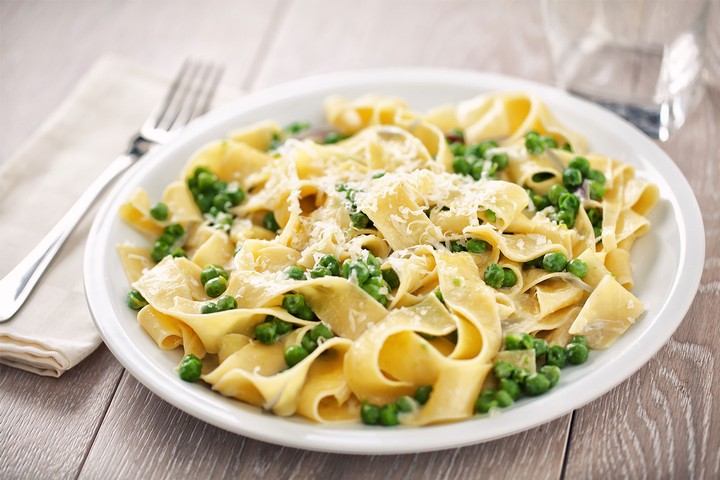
<box><xmin>539</xmin><ymin>365</ymin><xmax>561</xmax><ymax>388</ymax></box>
<box><xmin>589</xmin><ymin>181</ymin><xmax>606</xmax><ymax>200</ymax></box>
<box><xmin>543</xmin><ymin>136</ymin><xmax>558</xmax><ymax>148</ymax></box>
<box><xmin>533</xmin><ymin>338</ymin><xmax>549</xmax><ymax>356</ymax></box>
<box><xmin>310</xmin><ymin>323</ymin><xmax>334</xmax><ymax>342</ymax></box>
<box><xmin>485</xmin><ymin>209</ymin><xmax>497</xmax><ymax>223</ymax></box>
<box><xmin>414</xmin><ymin>385</ymin><xmax>432</xmax><ymax>405</ymax></box>
<box><xmin>350</xmin><ymin>211</ymin><xmax>372</xmax><ymax>229</ymax></box>
<box><xmin>566</xmin><ymin>259</ymin><xmax>588</xmax><ymax>278</ymax></box>
<box><xmin>513</xmin><ymin>368</ymin><xmax>530</xmax><ymax>384</ymax></box>
<box><xmin>170</xmin><ymin>247</ymin><xmax>187</xmax><ymax>258</ymax></box>
<box><xmin>467</xmin><ymin>141</ymin><xmax>496</xmax><ymax>158</ymax></box>
<box><xmin>310</xmin><ymin>266</ymin><xmax>332</xmax><ymax>278</ymax></box>
<box><xmin>341</xmin><ymin>260</ymin><xmax>370</xmax><ymax>284</ymax></box>
<box><xmin>216</xmin><ymin>295</ymin><xmax>237</xmax><ymax>311</ymax></box>
<box><xmin>570</xmin><ymin>335</ymin><xmax>589</xmax><ymax>348</ymax></box>
<box><xmin>158</xmin><ymin>232</ymin><xmax>176</xmax><ymax>246</ymax></box>
<box><xmin>491</xmin><ymin>153</ymin><xmax>509</xmax><ymax>171</ymax></box>
<box><xmin>381</xmin><ymin>268</ymin><xmax>400</xmax><ymax>290</ymax></box>
<box><xmin>379</xmin><ymin>404</ymin><xmax>399</xmax><ymax>426</ymax></box>
<box><xmin>126</xmin><ymin>290</ymin><xmax>148</xmax><ymax>310</ymax></box>
<box><xmin>483</xmin><ymin>263</ymin><xmax>505</xmax><ymax>288</ymax></box>
<box><xmin>524</xmin><ymin>372</ymin><xmax>550</xmax><ymax>396</ymax></box>
<box><xmin>568</xmin><ymin>156</ymin><xmax>591</xmax><ymax>177</ymax></box>
<box><xmin>546</xmin><ymin>345</ymin><xmax>568</xmax><ymax>368</ymax></box>
<box><xmin>434</xmin><ymin>290</ymin><xmax>444</xmax><ymax>303</ymax></box>
<box><xmin>164</xmin><ymin>223</ymin><xmax>184</xmax><ymax>238</ymax></box>
<box><xmin>197</xmin><ymin>171</ymin><xmax>218</xmax><ymax>193</ymax></box>
<box><xmin>558</xmin><ymin>193</ymin><xmax>580</xmax><ymax>213</ymax></box>
<box><xmin>493</xmin><ymin>360</ymin><xmax>516</xmax><ymax>379</ymax></box>
<box><xmin>396</xmin><ymin>396</ymin><xmax>415</xmax><ymax>413</ymax></box>
<box><xmin>499</xmin><ymin>378</ymin><xmax>522</xmax><ymax>400</ymax></box>
<box><xmin>178</xmin><ymin>354</ymin><xmax>203</xmax><ymax>382</ymax></box>
<box><xmin>532</xmin><ymin>194</ymin><xmax>550</xmax><ymax>210</ymax></box>
<box><xmin>192</xmin><ymin>166</ymin><xmax>211</xmax><ymax>181</ymax></box>
<box><xmin>587</xmin><ymin>169</ymin><xmax>606</xmax><ymax>184</ymax></box>
<box><xmin>284</xmin><ymin>121</ymin><xmax>311</xmax><ymax>135</ymax></box>
<box><xmin>466</xmin><ymin>238</ymin><xmax>490</xmax><ymax>253</ymax></box>
<box><xmin>543</xmin><ymin>252</ymin><xmax>568</xmax><ymax>272</ymax></box>
<box><xmin>271</xmin><ymin>316</ymin><xmax>294</xmax><ymax>335</ymax></box>
<box><xmin>255</xmin><ymin>322</ymin><xmax>278</xmax><ymax>344</ymax></box>
<box><xmin>295</xmin><ymin>305</ymin><xmax>315</xmax><ymax>321</ymax></box>
<box><xmin>470</xmin><ymin>160</ymin><xmax>485</xmax><ymax>180</ymax></box>
<box><xmin>494</xmin><ymin>390</ymin><xmax>514</xmax><ymax>408</ymax></box>
<box><xmin>556</xmin><ymin>209</ymin><xmax>576</xmax><ymax>229</ymax></box>
<box><xmin>525</xmin><ymin>256</ymin><xmax>544</xmax><ymax>268</ymax></box>
<box><xmin>201</xmin><ymin>302</ymin><xmax>218</xmax><ymax>314</ymax></box>
<box><xmin>453</xmin><ymin>156</ymin><xmax>471</xmax><ymax>175</ymax></box>
<box><xmin>263</xmin><ymin>212</ymin><xmax>281</xmax><ymax>233</ymax></box>
<box><xmin>211</xmin><ymin>193</ymin><xmax>230</xmax><ymax>211</ymax></box>
<box><xmin>323</xmin><ymin>131</ymin><xmax>348</xmax><ymax>144</ymax></box>
<box><xmin>200</xmin><ymin>265</ymin><xmax>228</xmax><ymax>285</ymax></box>
<box><xmin>567</xmin><ymin>342</ymin><xmax>589</xmax><ymax>364</ymax></box>
<box><xmin>502</xmin><ymin>268</ymin><xmax>517</xmax><ymax>288</ymax></box>
<box><xmin>150</xmin><ymin>202</ymin><xmax>169</xmax><ymax>221</ymax></box>
<box><xmin>505</xmin><ymin>332</ymin><xmax>534</xmax><ymax>350</ymax></box>
<box><xmin>475</xmin><ymin>393</ymin><xmax>498</xmax><ymax>413</ymax></box>
<box><xmin>449</xmin><ymin>142</ymin><xmax>466</xmax><ymax>156</ymax></box>
<box><xmin>449</xmin><ymin>240</ymin><xmax>466</xmax><ymax>253</ymax></box>
<box><xmin>360</xmin><ymin>403</ymin><xmax>380</xmax><ymax>425</ymax></box>
<box><xmin>301</xmin><ymin>332</ymin><xmax>318</xmax><ymax>352</ymax></box>
<box><xmin>548</xmin><ymin>184</ymin><xmax>569</xmax><ymax>206</ymax></box>
<box><xmin>562</xmin><ymin>168</ymin><xmax>583</xmax><ymax>188</ymax></box>
<box><xmin>204</xmin><ymin>276</ymin><xmax>228</xmax><ymax>298</ymax></box>
<box><xmin>282</xmin><ymin>293</ymin><xmax>306</xmax><ymax>314</ymax></box>
<box><xmin>318</xmin><ymin>255</ymin><xmax>341</xmax><ymax>276</ymax></box>
<box><xmin>151</xmin><ymin>241</ymin><xmax>170</xmax><ymax>262</ymax></box>
<box><xmin>285</xmin><ymin>265</ymin><xmax>305</xmax><ymax>280</ymax></box>
<box><xmin>562</xmin><ymin>143</ymin><xmax>573</xmax><ymax>152</ymax></box>
<box><xmin>594</xmin><ymin>226</ymin><xmax>602</xmax><ymax>238</ymax></box>
<box><xmin>362</xmin><ymin>281</ymin><xmax>388</xmax><ymax>307</ymax></box>
<box><xmin>195</xmin><ymin>193</ymin><xmax>213</xmax><ymax>213</ymax></box>
<box><xmin>227</xmin><ymin>188</ymin><xmax>245</xmax><ymax>206</ymax></box>
<box><xmin>525</xmin><ymin>134</ymin><xmax>545</xmax><ymax>155</ymax></box>
<box><xmin>586</xmin><ymin>208</ymin><xmax>602</xmax><ymax>226</ymax></box>
<box><xmin>284</xmin><ymin>345</ymin><xmax>309</xmax><ymax>367</ymax></box>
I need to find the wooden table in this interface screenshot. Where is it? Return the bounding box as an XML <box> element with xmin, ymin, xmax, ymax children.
<box><xmin>1</xmin><ymin>1</ymin><xmax>718</xmax><ymax>478</ymax></box>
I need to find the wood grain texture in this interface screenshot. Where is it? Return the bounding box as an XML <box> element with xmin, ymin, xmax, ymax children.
<box><xmin>0</xmin><ymin>0</ymin><xmax>282</xmax><ymax>164</ymax></box>
<box><xmin>80</xmin><ymin>374</ymin><xmax>571</xmax><ymax>480</ymax></box>
<box><xmin>563</xmin><ymin>87</ymin><xmax>720</xmax><ymax>479</ymax></box>
<box><xmin>0</xmin><ymin>346</ymin><xmax>123</xmax><ymax>480</ymax></box>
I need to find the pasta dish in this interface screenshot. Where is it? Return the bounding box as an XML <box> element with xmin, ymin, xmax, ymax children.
<box><xmin>117</xmin><ymin>93</ymin><xmax>658</xmax><ymax>426</ymax></box>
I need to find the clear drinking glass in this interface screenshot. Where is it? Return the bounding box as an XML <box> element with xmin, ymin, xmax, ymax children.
<box><xmin>542</xmin><ymin>0</ymin><xmax>711</xmax><ymax>140</ymax></box>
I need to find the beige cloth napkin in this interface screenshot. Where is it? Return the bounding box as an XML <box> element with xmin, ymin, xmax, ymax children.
<box><xmin>0</xmin><ymin>54</ymin><xmax>237</xmax><ymax>377</ymax></box>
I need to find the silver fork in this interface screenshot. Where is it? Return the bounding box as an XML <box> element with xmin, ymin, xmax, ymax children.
<box><xmin>0</xmin><ymin>60</ymin><xmax>224</xmax><ymax>322</ymax></box>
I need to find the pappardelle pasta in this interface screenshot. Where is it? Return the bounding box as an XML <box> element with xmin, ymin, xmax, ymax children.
<box><xmin>118</xmin><ymin>92</ymin><xmax>658</xmax><ymax>426</ymax></box>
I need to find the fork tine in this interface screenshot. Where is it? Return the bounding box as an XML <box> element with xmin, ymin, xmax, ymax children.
<box><xmin>168</xmin><ymin>63</ymin><xmax>222</xmax><ymax>132</ymax></box>
<box><xmin>194</xmin><ymin>64</ymin><xmax>224</xmax><ymax>116</ymax></box>
<box><xmin>154</xmin><ymin>61</ymin><xmax>203</xmax><ymax>131</ymax></box>
<box><xmin>141</xmin><ymin>60</ymin><xmax>194</xmax><ymax>133</ymax></box>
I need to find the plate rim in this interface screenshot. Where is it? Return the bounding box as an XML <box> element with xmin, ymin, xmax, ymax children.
<box><xmin>84</xmin><ymin>67</ymin><xmax>705</xmax><ymax>454</ymax></box>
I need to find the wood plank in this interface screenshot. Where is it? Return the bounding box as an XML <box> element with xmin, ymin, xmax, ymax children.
<box><xmin>251</xmin><ymin>0</ymin><xmax>554</xmax><ymax>89</ymax></box>
<box><xmin>563</xmin><ymin>88</ymin><xmax>720</xmax><ymax>478</ymax></box>
<box><xmin>79</xmin><ymin>374</ymin><xmax>571</xmax><ymax>480</ymax></box>
<box><xmin>0</xmin><ymin>0</ymin><xmax>282</xmax><ymax>164</ymax></box>
<box><xmin>0</xmin><ymin>346</ymin><xmax>124</xmax><ymax>480</ymax></box>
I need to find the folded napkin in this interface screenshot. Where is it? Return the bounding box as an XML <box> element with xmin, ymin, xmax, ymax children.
<box><xmin>0</xmin><ymin>54</ymin><xmax>237</xmax><ymax>376</ymax></box>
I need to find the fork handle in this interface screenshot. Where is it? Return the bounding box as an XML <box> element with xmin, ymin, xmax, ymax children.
<box><xmin>0</xmin><ymin>153</ymin><xmax>137</xmax><ymax>322</ymax></box>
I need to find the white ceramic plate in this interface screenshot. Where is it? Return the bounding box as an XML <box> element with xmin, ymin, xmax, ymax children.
<box><xmin>84</xmin><ymin>69</ymin><xmax>705</xmax><ymax>454</ymax></box>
